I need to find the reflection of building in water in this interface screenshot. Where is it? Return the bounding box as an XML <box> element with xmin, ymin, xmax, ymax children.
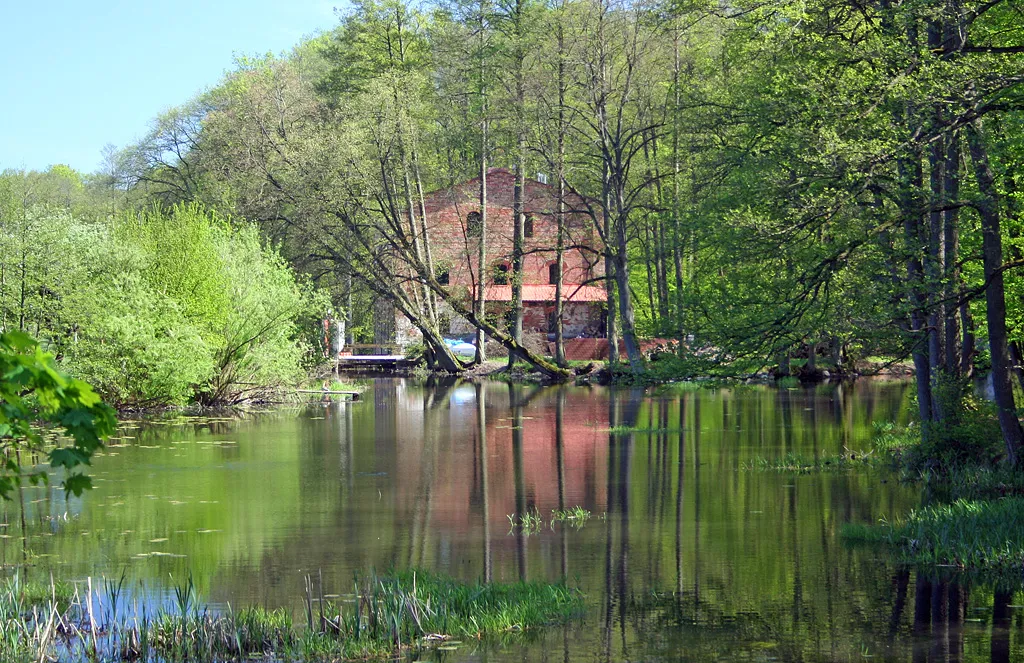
<box><xmin>389</xmin><ymin>383</ymin><xmax>609</xmax><ymax>535</ymax></box>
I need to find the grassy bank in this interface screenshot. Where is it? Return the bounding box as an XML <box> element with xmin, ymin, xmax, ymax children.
<box><xmin>1</xmin><ymin>570</ymin><xmax>583</xmax><ymax>662</ymax></box>
<box><xmin>835</xmin><ymin>411</ymin><xmax>1024</xmax><ymax>581</ymax></box>
<box><xmin>842</xmin><ymin>498</ymin><xmax>1024</xmax><ymax>583</ymax></box>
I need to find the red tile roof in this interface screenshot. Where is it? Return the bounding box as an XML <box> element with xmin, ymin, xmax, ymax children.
<box><xmin>483</xmin><ymin>284</ymin><xmax>606</xmax><ymax>302</ymax></box>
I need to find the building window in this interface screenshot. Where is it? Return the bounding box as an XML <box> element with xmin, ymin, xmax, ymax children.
<box><xmin>493</xmin><ymin>262</ymin><xmax>510</xmax><ymax>285</ymax></box>
<box><xmin>467</xmin><ymin>211</ymin><xmax>482</xmax><ymax>237</ymax></box>
<box><xmin>524</xmin><ymin>213</ymin><xmax>534</xmax><ymax>238</ymax></box>
<box><xmin>548</xmin><ymin>262</ymin><xmax>560</xmax><ymax>285</ymax></box>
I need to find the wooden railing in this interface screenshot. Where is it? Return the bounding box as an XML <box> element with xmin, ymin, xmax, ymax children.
<box><xmin>343</xmin><ymin>343</ymin><xmax>403</xmax><ymax>355</ymax></box>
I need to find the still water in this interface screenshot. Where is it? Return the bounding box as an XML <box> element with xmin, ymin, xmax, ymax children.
<box><xmin>3</xmin><ymin>379</ymin><xmax>1022</xmax><ymax>662</ymax></box>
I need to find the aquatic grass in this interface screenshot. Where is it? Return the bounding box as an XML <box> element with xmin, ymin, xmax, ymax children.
<box><xmin>603</xmin><ymin>425</ymin><xmax>683</xmax><ymax>434</ymax></box>
<box><xmin>869</xmin><ymin>421</ymin><xmax>1024</xmax><ymax>500</ymax></box>
<box><xmin>508</xmin><ymin>508</ymin><xmax>544</xmax><ymax>534</ymax></box>
<box><xmin>744</xmin><ymin>450</ymin><xmax>881</xmax><ymax>473</ymax></box>
<box><xmin>509</xmin><ymin>506</ymin><xmax>593</xmax><ymax>532</ymax></box>
<box><xmin>871</xmin><ymin>421</ymin><xmax>918</xmax><ymax>452</ymax></box>
<box><xmin>0</xmin><ymin>575</ymin><xmax>72</xmax><ymax>663</ymax></box>
<box><xmin>654</xmin><ymin>380</ymin><xmax>712</xmax><ymax>393</ymax></box>
<box><xmin>841</xmin><ymin>498</ymin><xmax>1024</xmax><ymax>581</ymax></box>
<box><xmin>775</xmin><ymin>376</ymin><xmax>800</xmax><ymax>388</ymax></box>
<box><xmin>551</xmin><ymin>506</ymin><xmax>591</xmax><ymax>529</ymax></box>
<box><xmin>0</xmin><ymin>569</ymin><xmax>583</xmax><ymax>662</ymax></box>
<box><xmin>938</xmin><ymin>465</ymin><xmax>1024</xmax><ymax>500</ymax></box>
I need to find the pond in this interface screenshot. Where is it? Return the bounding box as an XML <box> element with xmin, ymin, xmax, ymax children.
<box><xmin>3</xmin><ymin>378</ymin><xmax>1022</xmax><ymax>662</ymax></box>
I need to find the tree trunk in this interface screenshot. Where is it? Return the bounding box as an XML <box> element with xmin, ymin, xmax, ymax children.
<box><xmin>509</xmin><ymin>151</ymin><xmax>526</xmax><ymax>368</ymax></box>
<box><xmin>475</xmin><ymin>119</ymin><xmax>488</xmax><ymax>365</ymax></box>
<box><xmin>898</xmin><ymin>146</ymin><xmax>935</xmax><ymax>426</ymax></box>
<box><xmin>943</xmin><ymin>134</ymin><xmax>961</xmax><ymax>377</ymax></box>
<box><xmin>961</xmin><ymin>300</ymin><xmax>976</xmax><ymax>377</ymax></box>
<box><xmin>778</xmin><ymin>347</ymin><xmax>791</xmax><ymax>377</ymax></box>
<box><xmin>966</xmin><ymin>118</ymin><xmax>1024</xmax><ymax>464</ymax></box>
<box><xmin>1008</xmin><ymin>341</ymin><xmax>1024</xmax><ymax>395</ymax></box>
<box><xmin>507</xmin><ymin>0</ymin><xmax>527</xmax><ymax>369</ymax></box>
<box><xmin>603</xmin><ymin>164</ymin><xmax>619</xmax><ymax>364</ymax></box>
<box><xmin>474</xmin><ymin>0</ymin><xmax>489</xmax><ymax>366</ymax></box>
<box><xmin>925</xmin><ymin>22</ymin><xmax>946</xmax><ymax>413</ymax></box>
<box><xmin>614</xmin><ymin>206</ymin><xmax>643</xmax><ymax>368</ymax></box>
<box><xmin>554</xmin><ymin>19</ymin><xmax>567</xmax><ymax>367</ymax></box>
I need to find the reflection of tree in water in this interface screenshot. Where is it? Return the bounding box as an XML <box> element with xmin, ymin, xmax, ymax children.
<box><xmin>625</xmin><ymin>589</ymin><xmax>809</xmax><ymax>662</ymax></box>
<box><xmin>622</xmin><ymin>566</ymin><xmax>1021</xmax><ymax>663</ymax></box>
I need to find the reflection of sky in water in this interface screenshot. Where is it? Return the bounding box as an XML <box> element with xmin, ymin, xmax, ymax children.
<box><xmin>450</xmin><ymin>384</ymin><xmax>477</xmax><ymax>405</ymax></box>
<box><xmin>2</xmin><ymin>379</ymin><xmax>1019</xmax><ymax>661</ymax></box>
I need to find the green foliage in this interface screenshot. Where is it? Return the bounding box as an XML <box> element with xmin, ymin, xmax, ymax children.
<box><xmin>0</xmin><ymin>189</ymin><xmax>323</xmax><ymax>406</ymax></box>
<box><xmin>0</xmin><ymin>570</ymin><xmax>582</xmax><ymax>661</ymax></box>
<box><xmin>744</xmin><ymin>450</ymin><xmax>880</xmax><ymax>473</ymax></box>
<box><xmin>0</xmin><ymin>330</ymin><xmax>116</xmax><ymax>499</ymax></box>
<box><xmin>115</xmin><ymin>204</ymin><xmax>231</xmax><ymax>337</ymax></box>
<box><xmin>842</xmin><ymin>498</ymin><xmax>1024</xmax><ymax>582</ymax></box>
<box><xmin>908</xmin><ymin>397</ymin><xmax>1003</xmax><ymax>471</ymax></box>
<box><xmin>871</xmin><ymin>421</ymin><xmax>919</xmax><ymax>453</ymax></box>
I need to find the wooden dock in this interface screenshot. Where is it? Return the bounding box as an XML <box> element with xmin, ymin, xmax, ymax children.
<box><xmin>295</xmin><ymin>389</ymin><xmax>361</xmax><ymax>400</ymax></box>
<box><xmin>336</xmin><ymin>354</ymin><xmax>419</xmax><ymax>371</ymax></box>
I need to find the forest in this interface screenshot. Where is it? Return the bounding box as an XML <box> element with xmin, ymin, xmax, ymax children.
<box><xmin>1</xmin><ymin>0</ymin><xmax>1022</xmax><ymax>451</ymax></box>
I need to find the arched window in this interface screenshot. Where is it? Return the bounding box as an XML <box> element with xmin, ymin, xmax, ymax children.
<box><xmin>467</xmin><ymin>211</ymin><xmax>482</xmax><ymax>237</ymax></box>
<box><xmin>493</xmin><ymin>262</ymin><xmax>510</xmax><ymax>285</ymax></box>
<box><xmin>548</xmin><ymin>262</ymin><xmax>560</xmax><ymax>285</ymax></box>
<box><xmin>524</xmin><ymin>213</ymin><xmax>534</xmax><ymax>238</ymax></box>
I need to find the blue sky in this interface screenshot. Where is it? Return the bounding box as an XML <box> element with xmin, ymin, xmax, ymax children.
<box><xmin>0</xmin><ymin>0</ymin><xmax>341</xmax><ymax>174</ymax></box>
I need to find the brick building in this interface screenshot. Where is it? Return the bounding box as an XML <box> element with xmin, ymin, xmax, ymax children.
<box><xmin>392</xmin><ymin>168</ymin><xmax>607</xmax><ymax>347</ymax></box>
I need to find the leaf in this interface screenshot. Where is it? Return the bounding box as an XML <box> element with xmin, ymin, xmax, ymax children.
<box><xmin>62</xmin><ymin>474</ymin><xmax>94</xmax><ymax>498</ymax></box>
<box><xmin>0</xmin><ymin>331</ymin><xmax>37</xmax><ymax>352</ymax></box>
<box><xmin>50</xmin><ymin>447</ymin><xmax>91</xmax><ymax>470</ymax></box>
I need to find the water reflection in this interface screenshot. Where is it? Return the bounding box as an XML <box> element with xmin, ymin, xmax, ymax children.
<box><xmin>3</xmin><ymin>379</ymin><xmax>1023</xmax><ymax>661</ymax></box>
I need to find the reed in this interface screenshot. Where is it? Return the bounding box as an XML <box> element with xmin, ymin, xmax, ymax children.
<box><xmin>0</xmin><ymin>569</ymin><xmax>583</xmax><ymax>662</ymax></box>
<box><xmin>550</xmin><ymin>506</ymin><xmax>591</xmax><ymax>529</ymax></box>
<box><xmin>604</xmin><ymin>425</ymin><xmax>683</xmax><ymax>434</ymax></box>
<box><xmin>841</xmin><ymin>498</ymin><xmax>1024</xmax><ymax>581</ymax></box>
<box><xmin>744</xmin><ymin>450</ymin><xmax>880</xmax><ymax>473</ymax></box>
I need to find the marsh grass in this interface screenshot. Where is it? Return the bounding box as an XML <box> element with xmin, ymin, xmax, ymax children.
<box><xmin>841</xmin><ymin>498</ymin><xmax>1024</xmax><ymax>582</ymax></box>
<box><xmin>0</xmin><ymin>570</ymin><xmax>583</xmax><ymax>662</ymax></box>
<box><xmin>654</xmin><ymin>380</ymin><xmax>712</xmax><ymax>394</ymax></box>
<box><xmin>603</xmin><ymin>425</ymin><xmax>683</xmax><ymax>434</ymax></box>
<box><xmin>509</xmin><ymin>506</ymin><xmax>593</xmax><ymax>533</ymax></box>
<box><xmin>871</xmin><ymin>421</ymin><xmax>918</xmax><ymax>452</ymax></box>
<box><xmin>744</xmin><ymin>450</ymin><xmax>880</xmax><ymax>473</ymax></box>
<box><xmin>508</xmin><ymin>508</ymin><xmax>544</xmax><ymax>534</ymax></box>
<box><xmin>550</xmin><ymin>507</ymin><xmax>591</xmax><ymax>529</ymax></box>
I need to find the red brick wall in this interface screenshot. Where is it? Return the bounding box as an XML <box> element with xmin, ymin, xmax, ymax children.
<box><xmin>424</xmin><ymin>168</ymin><xmax>605</xmax><ymax>290</ymax></box>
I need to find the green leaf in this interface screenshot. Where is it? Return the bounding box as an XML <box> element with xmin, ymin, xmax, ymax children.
<box><xmin>62</xmin><ymin>474</ymin><xmax>93</xmax><ymax>498</ymax></box>
<box><xmin>50</xmin><ymin>447</ymin><xmax>91</xmax><ymax>470</ymax></box>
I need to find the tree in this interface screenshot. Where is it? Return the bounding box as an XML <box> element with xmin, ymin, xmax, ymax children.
<box><xmin>0</xmin><ymin>330</ymin><xmax>116</xmax><ymax>500</ymax></box>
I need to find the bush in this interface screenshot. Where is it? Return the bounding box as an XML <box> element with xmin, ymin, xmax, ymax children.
<box><xmin>1</xmin><ymin>202</ymin><xmax>322</xmax><ymax>406</ymax></box>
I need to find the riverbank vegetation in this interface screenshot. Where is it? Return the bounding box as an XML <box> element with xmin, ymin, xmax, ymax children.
<box><xmin>0</xmin><ymin>172</ymin><xmax>325</xmax><ymax>406</ymax></box>
<box><xmin>844</xmin><ymin>499</ymin><xmax>1024</xmax><ymax>585</ymax></box>
<box><xmin>3</xmin><ymin>0</ymin><xmax>1024</xmax><ymax>417</ymax></box>
<box><xmin>0</xmin><ymin>571</ymin><xmax>582</xmax><ymax>662</ymax></box>
<box><xmin>836</xmin><ymin>408</ymin><xmax>1024</xmax><ymax>580</ymax></box>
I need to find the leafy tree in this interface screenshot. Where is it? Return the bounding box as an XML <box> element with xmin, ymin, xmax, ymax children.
<box><xmin>0</xmin><ymin>330</ymin><xmax>116</xmax><ymax>500</ymax></box>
